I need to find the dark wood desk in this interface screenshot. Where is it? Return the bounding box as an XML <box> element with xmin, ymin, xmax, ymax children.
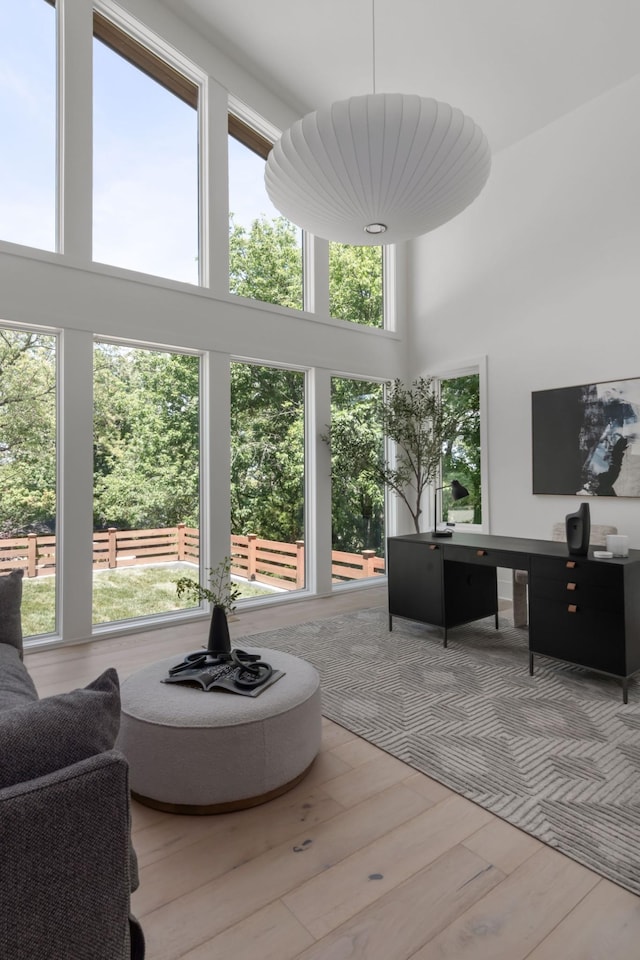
<box><xmin>387</xmin><ymin>531</ymin><xmax>640</xmax><ymax>702</ymax></box>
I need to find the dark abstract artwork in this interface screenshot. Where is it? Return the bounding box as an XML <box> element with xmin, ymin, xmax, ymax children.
<box><xmin>532</xmin><ymin>378</ymin><xmax>640</xmax><ymax>497</ymax></box>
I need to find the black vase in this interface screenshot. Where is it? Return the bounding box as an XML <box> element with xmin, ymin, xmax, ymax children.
<box><xmin>207</xmin><ymin>604</ymin><xmax>231</xmax><ymax>656</ymax></box>
<box><xmin>565</xmin><ymin>502</ymin><xmax>591</xmax><ymax>556</ymax></box>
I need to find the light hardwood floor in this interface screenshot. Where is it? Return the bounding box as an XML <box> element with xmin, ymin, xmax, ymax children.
<box><xmin>26</xmin><ymin>586</ymin><xmax>640</xmax><ymax>959</ymax></box>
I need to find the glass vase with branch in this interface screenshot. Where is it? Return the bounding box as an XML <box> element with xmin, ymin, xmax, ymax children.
<box><xmin>174</xmin><ymin>557</ymin><xmax>241</xmax><ymax>656</ymax></box>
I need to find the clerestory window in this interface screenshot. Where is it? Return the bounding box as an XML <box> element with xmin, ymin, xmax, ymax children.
<box><xmin>329</xmin><ymin>243</ymin><xmax>384</xmax><ymax>328</ymax></box>
<box><xmin>92</xmin><ymin>14</ymin><xmax>200</xmax><ymax>283</ymax></box>
<box><xmin>0</xmin><ymin>0</ymin><xmax>57</xmax><ymax>250</ymax></box>
<box><xmin>228</xmin><ymin>115</ymin><xmax>303</xmax><ymax>310</ymax></box>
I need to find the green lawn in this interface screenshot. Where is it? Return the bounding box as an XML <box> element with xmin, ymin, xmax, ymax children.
<box><xmin>21</xmin><ymin>565</ymin><xmax>277</xmax><ymax>638</ymax></box>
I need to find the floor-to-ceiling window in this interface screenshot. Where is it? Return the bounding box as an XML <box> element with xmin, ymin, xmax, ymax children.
<box><xmin>92</xmin><ymin>341</ymin><xmax>201</xmax><ymax>625</ymax></box>
<box><xmin>0</xmin><ymin>0</ymin><xmax>56</xmax><ymax>250</ymax></box>
<box><xmin>330</xmin><ymin>377</ymin><xmax>386</xmax><ymax>582</ymax></box>
<box><xmin>230</xmin><ymin>361</ymin><xmax>306</xmax><ymax>596</ymax></box>
<box><xmin>93</xmin><ymin>15</ymin><xmax>199</xmax><ymax>283</ymax></box>
<box><xmin>0</xmin><ymin>326</ymin><xmax>57</xmax><ymax>637</ymax></box>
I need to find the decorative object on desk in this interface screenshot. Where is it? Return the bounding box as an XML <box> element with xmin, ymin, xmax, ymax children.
<box><xmin>162</xmin><ymin>648</ymin><xmax>283</xmax><ymax>697</ymax></box>
<box><xmin>322</xmin><ymin>377</ymin><xmax>458</xmax><ymax>534</ymax></box>
<box><xmin>565</xmin><ymin>501</ymin><xmax>590</xmax><ymax>556</ymax></box>
<box><xmin>606</xmin><ymin>534</ymin><xmax>630</xmax><ymax>558</ymax></box>
<box><xmin>174</xmin><ymin>556</ymin><xmax>241</xmax><ymax>657</ymax></box>
<box><xmin>432</xmin><ymin>479</ymin><xmax>469</xmax><ymax>537</ymax></box>
<box><xmin>532</xmin><ymin>376</ymin><xmax>640</xmax><ymax>496</ymax></box>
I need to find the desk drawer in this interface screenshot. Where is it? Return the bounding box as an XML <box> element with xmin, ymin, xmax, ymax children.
<box><xmin>530</xmin><ymin>598</ymin><xmax>625</xmax><ymax>675</ymax></box>
<box><xmin>531</xmin><ymin>555</ymin><xmax>621</xmax><ymax>588</ymax></box>
<box><xmin>530</xmin><ymin>575</ymin><xmax>623</xmax><ymax>614</ymax></box>
<box><xmin>445</xmin><ymin>544</ymin><xmax>525</xmax><ymax>570</ymax></box>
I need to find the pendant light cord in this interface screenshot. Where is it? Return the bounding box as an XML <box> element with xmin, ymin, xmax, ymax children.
<box><xmin>372</xmin><ymin>0</ymin><xmax>377</xmax><ymax>94</ymax></box>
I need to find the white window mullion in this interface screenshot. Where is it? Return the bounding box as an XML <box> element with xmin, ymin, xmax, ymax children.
<box><xmin>58</xmin><ymin>0</ymin><xmax>93</xmax><ymax>259</ymax></box>
<box><xmin>307</xmin><ymin>368</ymin><xmax>332</xmax><ymax>596</ymax></box>
<box><xmin>304</xmin><ymin>234</ymin><xmax>329</xmax><ymax>317</ymax></box>
<box><xmin>204</xmin><ymin>351</ymin><xmax>231</xmax><ymax>576</ymax></box>
<box><xmin>58</xmin><ymin>329</ymin><xmax>94</xmax><ymax>642</ymax></box>
<box><xmin>202</xmin><ymin>78</ymin><xmax>229</xmax><ymax>292</ymax></box>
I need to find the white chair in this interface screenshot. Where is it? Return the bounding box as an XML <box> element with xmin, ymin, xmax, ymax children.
<box><xmin>512</xmin><ymin>523</ymin><xmax>618</xmax><ymax>627</ymax></box>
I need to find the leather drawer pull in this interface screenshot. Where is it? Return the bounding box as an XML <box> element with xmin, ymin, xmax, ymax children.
<box><xmin>429</xmin><ymin>544</ymin><xmax>437</xmax><ymax>551</ymax></box>
<box><xmin>477</xmin><ymin>549</ymin><xmax>487</xmax><ymax>557</ymax></box>
<box><xmin>566</xmin><ymin>582</ymin><xmax>577</xmax><ymax>591</ymax></box>
<box><xmin>568</xmin><ymin>604</ymin><xmax>578</xmax><ymax>614</ymax></box>
<box><xmin>566</xmin><ymin>560</ymin><xmax>576</xmax><ymax>569</ymax></box>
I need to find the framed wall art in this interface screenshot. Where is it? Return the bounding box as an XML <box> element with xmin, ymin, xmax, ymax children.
<box><xmin>532</xmin><ymin>377</ymin><xmax>640</xmax><ymax>497</ymax></box>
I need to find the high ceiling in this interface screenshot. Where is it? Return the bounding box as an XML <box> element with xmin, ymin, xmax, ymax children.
<box><xmin>159</xmin><ymin>0</ymin><xmax>640</xmax><ymax>153</ymax></box>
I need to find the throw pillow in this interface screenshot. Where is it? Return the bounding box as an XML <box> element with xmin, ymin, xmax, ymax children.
<box><xmin>0</xmin><ymin>644</ymin><xmax>38</xmax><ymax>711</ymax></box>
<box><xmin>0</xmin><ymin>569</ymin><xmax>24</xmax><ymax>654</ymax></box>
<box><xmin>0</xmin><ymin>667</ymin><xmax>121</xmax><ymax>789</ymax></box>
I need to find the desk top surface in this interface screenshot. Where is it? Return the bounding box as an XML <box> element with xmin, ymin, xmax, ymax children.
<box><xmin>388</xmin><ymin>530</ymin><xmax>640</xmax><ymax>565</ymax></box>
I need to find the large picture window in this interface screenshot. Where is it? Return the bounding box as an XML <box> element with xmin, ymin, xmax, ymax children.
<box><xmin>330</xmin><ymin>377</ymin><xmax>386</xmax><ymax>582</ymax></box>
<box><xmin>0</xmin><ymin>326</ymin><xmax>57</xmax><ymax>637</ymax></box>
<box><xmin>92</xmin><ymin>341</ymin><xmax>201</xmax><ymax>626</ymax></box>
<box><xmin>230</xmin><ymin>362</ymin><xmax>306</xmax><ymax>596</ymax></box>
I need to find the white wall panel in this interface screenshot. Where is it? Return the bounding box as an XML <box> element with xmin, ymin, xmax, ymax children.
<box><xmin>408</xmin><ymin>74</ymin><xmax>640</xmax><ymax>545</ymax></box>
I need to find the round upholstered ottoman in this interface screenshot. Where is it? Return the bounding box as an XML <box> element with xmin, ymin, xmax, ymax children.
<box><xmin>116</xmin><ymin>647</ymin><xmax>321</xmax><ymax>814</ymax></box>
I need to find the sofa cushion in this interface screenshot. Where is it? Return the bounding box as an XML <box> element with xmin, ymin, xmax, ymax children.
<box><xmin>0</xmin><ymin>667</ymin><xmax>121</xmax><ymax>789</ymax></box>
<box><xmin>0</xmin><ymin>569</ymin><xmax>24</xmax><ymax>654</ymax></box>
<box><xmin>0</xmin><ymin>644</ymin><xmax>38</xmax><ymax>711</ymax></box>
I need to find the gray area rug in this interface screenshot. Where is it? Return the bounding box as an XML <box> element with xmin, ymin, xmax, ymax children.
<box><xmin>240</xmin><ymin>607</ymin><xmax>640</xmax><ymax>895</ymax></box>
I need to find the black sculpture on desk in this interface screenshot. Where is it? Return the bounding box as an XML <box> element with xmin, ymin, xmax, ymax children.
<box><xmin>566</xmin><ymin>501</ymin><xmax>590</xmax><ymax>556</ymax></box>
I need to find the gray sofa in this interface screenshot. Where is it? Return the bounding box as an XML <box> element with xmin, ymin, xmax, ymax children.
<box><xmin>0</xmin><ymin>570</ymin><xmax>144</xmax><ymax>960</ymax></box>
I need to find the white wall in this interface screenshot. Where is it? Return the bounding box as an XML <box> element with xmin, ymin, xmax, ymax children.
<box><xmin>408</xmin><ymin>73</ymin><xmax>640</xmax><ymax>547</ymax></box>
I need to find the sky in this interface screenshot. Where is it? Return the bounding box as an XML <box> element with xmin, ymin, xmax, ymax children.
<box><xmin>0</xmin><ymin>0</ymin><xmax>56</xmax><ymax>251</ymax></box>
<box><xmin>0</xmin><ymin>0</ymin><xmax>287</xmax><ymax>286</ymax></box>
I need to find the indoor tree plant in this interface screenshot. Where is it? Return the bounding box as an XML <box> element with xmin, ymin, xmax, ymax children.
<box><xmin>174</xmin><ymin>557</ymin><xmax>241</xmax><ymax>656</ymax></box>
<box><xmin>324</xmin><ymin>377</ymin><xmax>455</xmax><ymax>534</ymax></box>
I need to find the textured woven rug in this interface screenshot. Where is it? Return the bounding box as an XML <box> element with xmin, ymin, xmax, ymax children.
<box><xmin>240</xmin><ymin>606</ymin><xmax>640</xmax><ymax>895</ymax></box>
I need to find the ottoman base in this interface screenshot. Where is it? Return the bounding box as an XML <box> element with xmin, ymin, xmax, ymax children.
<box><xmin>131</xmin><ymin>759</ymin><xmax>315</xmax><ymax>815</ymax></box>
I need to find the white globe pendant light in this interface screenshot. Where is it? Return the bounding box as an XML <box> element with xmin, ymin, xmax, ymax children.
<box><xmin>265</xmin><ymin>92</ymin><xmax>491</xmax><ymax>246</ymax></box>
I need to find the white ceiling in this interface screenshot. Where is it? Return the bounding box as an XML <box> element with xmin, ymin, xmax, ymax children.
<box><xmin>159</xmin><ymin>0</ymin><xmax>640</xmax><ymax>153</ymax></box>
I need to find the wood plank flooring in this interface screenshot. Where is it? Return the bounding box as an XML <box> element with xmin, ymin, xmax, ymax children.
<box><xmin>25</xmin><ymin>586</ymin><xmax>640</xmax><ymax>959</ymax></box>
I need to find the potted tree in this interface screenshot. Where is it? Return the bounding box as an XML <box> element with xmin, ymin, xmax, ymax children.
<box><xmin>324</xmin><ymin>377</ymin><xmax>456</xmax><ymax>534</ymax></box>
<box><xmin>174</xmin><ymin>557</ymin><xmax>241</xmax><ymax>657</ymax></box>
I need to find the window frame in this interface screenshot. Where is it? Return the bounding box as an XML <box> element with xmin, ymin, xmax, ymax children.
<box><xmin>432</xmin><ymin>356</ymin><xmax>489</xmax><ymax>534</ymax></box>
